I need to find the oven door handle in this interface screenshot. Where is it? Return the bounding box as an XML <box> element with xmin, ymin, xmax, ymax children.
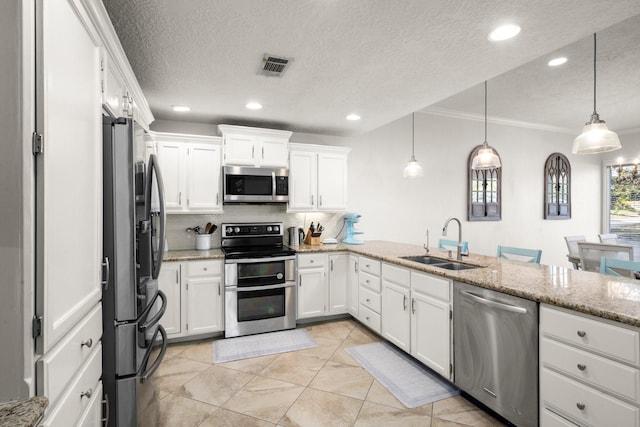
<box><xmin>228</xmin><ymin>282</ymin><xmax>296</xmax><ymax>292</ymax></box>
<box><xmin>225</xmin><ymin>255</ymin><xmax>296</xmax><ymax>264</ymax></box>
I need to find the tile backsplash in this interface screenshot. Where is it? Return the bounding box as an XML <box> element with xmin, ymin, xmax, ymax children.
<box><xmin>166</xmin><ymin>204</ymin><xmax>347</xmax><ymax>250</ymax></box>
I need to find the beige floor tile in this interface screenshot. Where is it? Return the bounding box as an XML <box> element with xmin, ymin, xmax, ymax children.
<box><xmin>295</xmin><ymin>336</ymin><xmax>342</xmax><ymax>360</ymax></box>
<box><xmin>171</xmin><ymin>338</ymin><xmax>216</xmax><ymax>364</ymax></box>
<box><xmin>354</xmin><ymin>401</ymin><xmax>432</xmax><ymax>427</ymax></box>
<box><xmin>222</xmin><ymin>376</ymin><xmax>305</xmax><ymax>423</ymax></box>
<box><xmin>217</xmin><ymin>353</ymin><xmax>280</xmax><ymax>374</ymax></box>
<box><xmin>364</xmin><ymin>380</ymin><xmax>433</xmax><ymax>415</ymax></box>
<box><xmin>199</xmin><ymin>408</ymin><xmax>276</xmax><ymax>427</ymax></box>
<box><xmin>344</xmin><ymin>323</ymin><xmax>382</xmax><ymax>346</ymax></box>
<box><xmin>176</xmin><ymin>365</ymin><xmax>254</xmax><ymax>406</ymax></box>
<box><xmin>138</xmin><ymin>393</ymin><xmax>217</xmax><ymax>427</ymax></box>
<box><xmin>305</xmin><ymin>319</ymin><xmax>355</xmax><ymax>340</ymax></box>
<box><xmin>150</xmin><ymin>356</ymin><xmax>211</xmax><ymax>393</ymax></box>
<box><xmin>259</xmin><ymin>352</ymin><xmax>326</xmax><ymax>386</ymax></box>
<box><xmin>433</xmin><ymin>396</ymin><xmax>505</xmax><ymax>426</ymax></box>
<box><xmin>329</xmin><ymin>343</ymin><xmax>361</xmax><ymax>366</ymax></box>
<box><xmin>431</xmin><ymin>418</ymin><xmax>474</xmax><ymax>427</ymax></box>
<box><xmin>309</xmin><ymin>360</ymin><xmax>373</xmax><ymax>400</ymax></box>
<box><xmin>279</xmin><ymin>388</ymin><xmax>363</xmax><ymax>427</ymax></box>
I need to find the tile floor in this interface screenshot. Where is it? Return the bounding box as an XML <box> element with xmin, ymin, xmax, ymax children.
<box><xmin>139</xmin><ymin>319</ymin><xmax>505</xmax><ymax>426</ymax></box>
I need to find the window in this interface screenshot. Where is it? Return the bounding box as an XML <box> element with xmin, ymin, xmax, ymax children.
<box><xmin>604</xmin><ymin>161</ymin><xmax>640</xmax><ymax>247</ymax></box>
<box><xmin>468</xmin><ymin>145</ymin><xmax>501</xmax><ymax>221</ymax></box>
<box><xmin>544</xmin><ymin>153</ymin><xmax>571</xmax><ymax>219</ymax></box>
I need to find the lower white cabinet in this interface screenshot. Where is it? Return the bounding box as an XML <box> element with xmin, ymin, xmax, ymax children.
<box><xmin>158</xmin><ymin>260</ymin><xmax>224</xmax><ymax>339</ymax></box>
<box><xmin>297</xmin><ymin>253</ymin><xmax>349</xmax><ymax>319</ymax></box>
<box><xmin>540</xmin><ymin>304</ymin><xmax>640</xmax><ymax>426</ymax></box>
<box><xmin>358</xmin><ymin>256</ymin><xmax>382</xmax><ymax>333</ymax></box>
<box><xmin>381</xmin><ymin>264</ymin><xmax>411</xmax><ymax>352</ymax></box>
<box><xmin>328</xmin><ymin>254</ymin><xmax>348</xmax><ymax>314</ymax></box>
<box><xmin>347</xmin><ymin>255</ymin><xmax>359</xmax><ymax>317</ymax></box>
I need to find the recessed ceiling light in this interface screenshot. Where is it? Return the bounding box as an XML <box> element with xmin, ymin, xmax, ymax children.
<box><xmin>548</xmin><ymin>57</ymin><xmax>568</xmax><ymax>67</ymax></box>
<box><xmin>172</xmin><ymin>105</ymin><xmax>190</xmax><ymax>112</ymax></box>
<box><xmin>346</xmin><ymin>114</ymin><xmax>361</xmax><ymax>121</ymax></box>
<box><xmin>246</xmin><ymin>102</ymin><xmax>263</xmax><ymax>110</ymax></box>
<box><xmin>488</xmin><ymin>24</ymin><xmax>521</xmax><ymax>41</ymax></box>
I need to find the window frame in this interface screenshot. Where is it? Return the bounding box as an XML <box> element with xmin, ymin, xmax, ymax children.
<box><xmin>467</xmin><ymin>145</ymin><xmax>502</xmax><ymax>221</ymax></box>
<box><xmin>543</xmin><ymin>152</ymin><xmax>571</xmax><ymax>220</ymax></box>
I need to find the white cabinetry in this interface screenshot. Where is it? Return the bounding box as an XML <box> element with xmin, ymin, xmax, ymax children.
<box><xmin>158</xmin><ymin>260</ymin><xmax>224</xmax><ymax>339</ymax></box>
<box><xmin>297</xmin><ymin>253</ymin><xmax>349</xmax><ymax>319</ymax></box>
<box><xmin>540</xmin><ymin>304</ymin><xmax>640</xmax><ymax>426</ymax></box>
<box><xmin>347</xmin><ymin>255</ymin><xmax>359</xmax><ymax>317</ymax></box>
<box><xmin>218</xmin><ymin>124</ymin><xmax>291</xmax><ymax>167</ymax></box>
<box><xmin>381</xmin><ymin>264</ymin><xmax>411</xmax><ymax>352</ymax></box>
<box><xmin>155</xmin><ymin>132</ymin><xmax>223</xmax><ymax>214</ymax></box>
<box><xmin>101</xmin><ymin>49</ymin><xmax>128</xmax><ymax>118</ymax></box>
<box><xmin>288</xmin><ymin>143</ymin><xmax>350</xmax><ymax>212</ymax></box>
<box><xmin>358</xmin><ymin>257</ymin><xmax>382</xmax><ymax>333</ymax></box>
<box><xmin>328</xmin><ymin>254</ymin><xmax>348</xmax><ymax>314</ymax></box>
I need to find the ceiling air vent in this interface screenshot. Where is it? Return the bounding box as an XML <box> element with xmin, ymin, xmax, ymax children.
<box><xmin>260</xmin><ymin>54</ymin><xmax>293</xmax><ymax>77</ymax></box>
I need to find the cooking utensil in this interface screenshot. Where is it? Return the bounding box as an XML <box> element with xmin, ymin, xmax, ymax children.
<box><xmin>208</xmin><ymin>224</ymin><xmax>217</xmax><ymax>234</ymax></box>
<box><xmin>204</xmin><ymin>222</ymin><xmax>212</xmax><ymax>234</ymax></box>
<box><xmin>192</xmin><ymin>226</ymin><xmax>202</xmax><ymax>235</ymax></box>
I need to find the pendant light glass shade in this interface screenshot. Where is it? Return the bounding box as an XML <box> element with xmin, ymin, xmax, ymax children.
<box><xmin>403</xmin><ymin>113</ymin><xmax>424</xmax><ymax>178</ymax></box>
<box><xmin>471</xmin><ymin>81</ymin><xmax>502</xmax><ymax>170</ymax></box>
<box><xmin>573</xmin><ymin>33</ymin><xmax>621</xmax><ymax>154</ymax></box>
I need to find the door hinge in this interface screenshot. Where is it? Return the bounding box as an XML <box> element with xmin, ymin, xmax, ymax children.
<box><xmin>32</xmin><ymin>315</ymin><xmax>43</xmax><ymax>339</ymax></box>
<box><xmin>32</xmin><ymin>132</ymin><xmax>44</xmax><ymax>155</ymax></box>
<box><xmin>100</xmin><ymin>58</ymin><xmax>105</xmax><ymax>71</ymax></box>
<box><xmin>101</xmin><ymin>79</ymin><xmax>105</xmax><ymax>94</ymax></box>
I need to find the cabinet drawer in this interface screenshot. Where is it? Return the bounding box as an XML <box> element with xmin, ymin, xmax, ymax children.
<box><xmin>36</xmin><ymin>304</ymin><xmax>102</xmax><ymax>407</ymax></box>
<box><xmin>298</xmin><ymin>253</ymin><xmax>327</xmax><ymax>268</ymax></box>
<box><xmin>382</xmin><ymin>263</ymin><xmax>410</xmax><ymax>287</ymax></box>
<box><xmin>411</xmin><ymin>271</ymin><xmax>450</xmax><ymax>302</ymax></box>
<box><xmin>359</xmin><ymin>285</ymin><xmax>381</xmax><ymax>314</ymax></box>
<box><xmin>541</xmin><ymin>368</ymin><xmax>640</xmax><ymax>427</ymax></box>
<box><xmin>359</xmin><ymin>257</ymin><xmax>381</xmax><ymax>276</ymax></box>
<box><xmin>541</xmin><ymin>305</ymin><xmax>640</xmax><ymax>366</ymax></box>
<box><xmin>542</xmin><ymin>337</ymin><xmax>640</xmax><ymax>403</ymax></box>
<box><xmin>359</xmin><ymin>304</ymin><xmax>381</xmax><ymax>334</ymax></box>
<box><xmin>360</xmin><ymin>271</ymin><xmax>381</xmax><ymax>293</ymax></box>
<box><xmin>541</xmin><ymin>408</ymin><xmax>580</xmax><ymax>427</ymax></box>
<box><xmin>186</xmin><ymin>259</ymin><xmax>222</xmax><ymax>277</ymax></box>
<box><xmin>77</xmin><ymin>381</ymin><xmax>103</xmax><ymax>427</ymax></box>
<box><xmin>40</xmin><ymin>343</ymin><xmax>103</xmax><ymax>427</ymax></box>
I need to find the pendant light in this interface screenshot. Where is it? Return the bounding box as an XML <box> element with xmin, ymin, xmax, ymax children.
<box><xmin>572</xmin><ymin>33</ymin><xmax>621</xmax><ymax>154</ymax></box>
<box><xmin>403</xmin><ymin>113</ymin><xmax>424</xmax><ymax>178</ymax></box>
<box><xmin>471</xmin><ymin>81</ymin><xmax>501</xmax><ymax>170</ymax></box>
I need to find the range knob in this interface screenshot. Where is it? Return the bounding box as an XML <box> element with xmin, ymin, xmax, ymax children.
<box><xmin>266</xmin><ymin>226</ymin><xmax>272</xmax><ymax>232</ymax></box>
<box><xmin>234</xmin><ymin>227</ymin><xmax>240</xmax><ymax>233</ymax></box>
<box><xmin>273</xmin><ymin>225</ymin><xmax>279</xmax><ymax>232</ymax></box>
<box><xmin>226</xmin><ymin>227</ymin><xmax>233</xmax><ymax>234</ymax></box>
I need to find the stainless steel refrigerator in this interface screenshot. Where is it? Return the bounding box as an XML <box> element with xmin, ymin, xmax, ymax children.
<box><xmin>102</xmin><ymin>116</ymin><xmax>168</xmax><ymax>426</ymax></box>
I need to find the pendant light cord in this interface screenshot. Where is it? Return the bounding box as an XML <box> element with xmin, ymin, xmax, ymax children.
<box><xmin>411</xmin><ymin>112</ymin><xmax>415</xmax><ymax>157</ymax></box>
<box><xmin>484</xmin><ymin>80</ymin><xmax>488</xmax><ymax>144</ymax></box>
<box><xmin>593</xmin><ymin>33</ymin><xmax>597</xmax><ymax>115</ymax></box>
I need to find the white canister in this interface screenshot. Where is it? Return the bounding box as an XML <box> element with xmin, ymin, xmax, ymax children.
<box><xmin>195</xmin><ymin>234</ymin><xmax>211</xmax><ymax>250</ymax></box>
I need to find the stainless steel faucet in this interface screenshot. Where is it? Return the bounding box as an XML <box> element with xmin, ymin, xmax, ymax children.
<box><xmin>442</xmin><ymin>217</ymin><xmax>463</xmax><ymax>261</ymax></box>
<box><xmin>423</xmin><ymin>229</ymin><xmax>429</xmax><ymax>254</ymax></box>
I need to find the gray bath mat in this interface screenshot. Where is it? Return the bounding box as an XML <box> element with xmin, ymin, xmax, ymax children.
<box><xmin>213</xmin><ymin>329</ymin><xmax>317</xmax><ymax>363</ymax></box>
<box><xmin>346</xmin><ymin>342</ymin><xmax>459</xmax><ymax>408</ymax></box>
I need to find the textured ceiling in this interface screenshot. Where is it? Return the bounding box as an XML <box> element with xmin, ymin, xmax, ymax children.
<box><xmin>102</xmin><ymin>0</ymin><xmax>640</xmax><ymax>136</ymax></box>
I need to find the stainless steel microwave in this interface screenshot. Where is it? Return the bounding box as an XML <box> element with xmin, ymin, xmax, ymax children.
<box><xmin>223</xmin><ymin>166</ymin><xmax>289</xmax><ymax>203</ymax></box>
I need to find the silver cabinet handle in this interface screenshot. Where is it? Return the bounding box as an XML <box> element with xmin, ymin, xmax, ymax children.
<box><xmin>311</xmin><ymin>194</ymin><xmax>314</xmax><ymax>205</ymax></box>
<box><xmin>330</xmin><ymin>260</ymin><xmax>334</xmax><ymax>271</ymax></box>
<box><xmin>299</xmin><ymin>275</ymin><xmax>302</xmax><ymax>287</ymax></box>
<box><xmin>354</xmin><ymin>262</ymin><xmax>358</xmax><ymax>273</ymax></box>
<box><xmin>252</xmin><ymin>146</ymin><xmax>255</xmax><ymax>159</ymax></box>
<box><xmin>577</xmin><ymin>363</ymin><xmax>586</xmax><ymax>371</ymax></box>
<box><xmin>216</xmin><ymin>193</ymin><xmax>219</xmax><ymax>205</ymax></box>
<box><xmin>460</xmin><ymin>290</ymin><xmax>527</xmax><ymax>314</ymax></box>
<box><xmin>81</xmin><ymin>338</ymin><xmax>93</xmax><ymax>348</ymax></box>
<box><xmin>366</xmin><ymin>298</ymin><xmax>370</xmax><ymax>303</ymax></box>
<box><xmin>310</xmin><ymin>259</ymin><xmax>314</xmax><ymax>263</ymax></box>
<box><xmin>218</xmin><ymin>283</ymin><xmax>221</xmax><ymax>296</ymax></box>
<box><xmin>403</xmin><ymin>295</ymin><xmax>407</xmax><ymax>310</ymax></box>
<box><xmin>262</xmin><ymin>146</ymin><xmax>264</xmax><ymax>159</ymax></box>
<box><xmin>319</xmin><ymin>195</ymin><xmax>322</xmax><ymax>206</ymax></box>
<box><xmin>176</xmin><ymin>270</ymin><xmax>179</xmax><ymax>283</ymax></box>
<box><xmin>179</xmin><ymin>192</ymin><xmax>181</xmax><ymax>205</ymax></box>
<box><xmin>81</xmin><ymin>388</ymin><xmax>92</xmax><ymax>399</ymax></box>
<box><xmin>366</xmin><ymin>264</ymin><xmax>370</xmax><ymax>268</ymax></box>
<box><xmin>576</xmin><ymin>402</ymin><xmax>586</xmax><ymax>411</ymax></box>
<box><xmin>577</xmin><ymin>330</ymin><xmax>586</xmax><ymax>337</ymax></box>
<box><xmin>411</xmin><ymin>298</ymin><xmax>416</xmax><ymax>314</ymax></box>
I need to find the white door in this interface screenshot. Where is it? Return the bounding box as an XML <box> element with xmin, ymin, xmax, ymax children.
<box><xmin>328</xmin><ymin>255</ymin><xmax>348</xmax><ymax>314</ymax></box>
<box><xmin>35</xmin><ymin>0</ymin><xmax>103</xmax><ymax>353</ymax></box>
<box><xmin>259</xmin><ymin>137</ymin><xmax>289</xmax><ymax>167</ymax></box>
<box><xmin>381</xmin><ymin>282</ymin><xmax>411</xmax><ymax>352</ymax></box>
<box><xmin>223</xmin><ymin>134</ymin><xmax>255</xmax><ymax>165</ymax></box>
<box><xmin>288</xmin><ymin>151</ymin><xmax>317</xmax><ymax>211</ymax></box>
<box><xmin>297</xmin><ymin>268</ymin><xmax>326</xmax><ymax>319</ymax></box>
<box><xmin>157</xmin><ymin>263</ymin><xmax>182</xmax><ymax>336</ymax></box>
<box><xmin>187</xmin><ymin>143</ymin><xmax>222</xmax><ymax>211</ymax></box>
<box><xmin>186</xmin><ymin>277</ymin><xmax>223</xmax><ymax>335</ymax></box>
<box><xmin>411</xmin><ymin>291</ymin><xmax>451</xmax><ymax>379</ymax></box>
<box><xmin>317</xmin><ymin>152</ymin><xmax>347</xmax><ymax>211</ymax></box>
<box><xmin>347</xmin><ymin>256</ymin><xmax>359</xmax><ymax>316</ymax></box>
<box><xmin>156</xmin><ymin>141</ymin><xmax>184</xmax><ymax>211</ymax></box>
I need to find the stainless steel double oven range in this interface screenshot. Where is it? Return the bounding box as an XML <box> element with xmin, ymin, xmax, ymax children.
<box><xmin>222</xmin><ymin>222</ymin><xmax>297</xmax><ymax>338</ymax></box>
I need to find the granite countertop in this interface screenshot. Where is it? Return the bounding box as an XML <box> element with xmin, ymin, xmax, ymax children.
<box><xmin>164</xmin><ymin>248</ymin><xmax>224</xmax><ymax>262</ymax></box>
<box><xmin>0</xmin><ymin>396</ymin><xmax>48</xmax><ymax>427</ymax></box>
<box><xmin>165</xmin><ymin>241</ymin><xmax>640</xmax><ymax>327</ymax></box>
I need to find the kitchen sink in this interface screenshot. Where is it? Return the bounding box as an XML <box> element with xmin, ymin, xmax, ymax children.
<box><xmin>400</xmin><ymin>255</ymin><xmax>481</xmax><ymax>270</ymax></box>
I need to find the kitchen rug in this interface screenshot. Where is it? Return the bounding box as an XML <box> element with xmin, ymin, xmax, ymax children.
<box><xmin>346</xmin><ymin>342</ymin><xmax>459</xmax><ymax>408</ymax></box>
<box><xmin>213</xmin><ymin>329</ymin><xmax>317</xmax><ymax>363</ymax></box>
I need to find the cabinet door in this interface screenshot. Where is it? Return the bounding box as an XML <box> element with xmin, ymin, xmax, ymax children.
<box><xmin>411</xmin><ymin>290</ymin><xmax>451</xmax><ymax>379</ymax></box>
<box><xmin>223</xmin><ymin>134</ymin><xmax>255</xmax><ymax>165</ymax></box>
<box><xmin>297</xmin><ymin>268</ymin><xmax>327</xmax><ymax>319</ymax></box>
<box><xmin>157</xmin><ymin>263</ymin><xmax>182</xmax><ymax>336</ymax></box>
<box><xmin>156</xmin><ymin>141</ymin><xmax>184</xmax><ymax>211</ymax></box>
<box><xmin>259</xmin><ymin>137</ymin><xmax>289</xmax><ymax>167</ymax></box>
<box><xmin>317</xmin><ymin>152</ymin><xmax>347</xmax><ymax>211</ymax></box>
<box><xmin>382</xmin><ymin>282</ymin><xmax>411</xmax><ymax>352</ymax></box>
<box><xmin>101</xmin><ymin>50</ymin><xmax>126</xmax><ymax>118</ymax></box>
<box><xmin>328</xmin><ymin>255</ymin><xmax>348</xmax><ymax>314</ymax></box>
<box><xmin>288</xmin><ymin>151</ymin><xmax>317</xmax><ymax>211</ymax></box>
<box><xmin>187</xmin><ymin>143</ymin><xmax>222</xmax><ymax>212</ymax></box>
<box><xmin>186</xmin><ymin>276</ymin><xmax>224</xmax><ymax>335</ymax></box>
<box><xmin>347</xmin><ymin>256</ymin><xmax>359</xmax><ymax>316</ymax></box>
<box><xmin>35</xmin><ymin>0</ymin><xmax>103</xmax><ymax>353</ymax></box>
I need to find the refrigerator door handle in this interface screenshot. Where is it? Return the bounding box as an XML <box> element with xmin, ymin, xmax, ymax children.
<box><xmin>139</xmin><ymin>324</ymin><xmax>167</xmax><ymax>383</ymax></box>
<box><xmin>138</xmin><ymin>290</ymin><xmax>167</xmax><ymax>333</ymax></box>
<box><xmin>146</xmin><ymin>154</ymin><xmax>166</xmax><ymax>280</ymax></box>
<box><xmin>101</xmin><ymin>256</ymin><xmax>110</xmax><ymax>291</ymax></box>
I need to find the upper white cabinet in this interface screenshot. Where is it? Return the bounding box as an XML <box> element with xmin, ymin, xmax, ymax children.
<box><xmin>288</xmin><ymin>143</ymin><xmax>350</xmax><ymax>212</ymax></box>
<box><xmin>218</xmin><ymin>124</ymin><xmax>291</xmax><ymax>167</ymax></box>
<box><xmin>155</xmin><ymin>132</ymin><xmax>223</xmax><ymax>214</ymax></box>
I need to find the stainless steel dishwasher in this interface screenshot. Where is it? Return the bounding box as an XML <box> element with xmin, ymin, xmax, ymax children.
<box><xmin>453</xmin><ymin>281</ymin><xmax>538</xmax><ymax>427</ymax></box>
